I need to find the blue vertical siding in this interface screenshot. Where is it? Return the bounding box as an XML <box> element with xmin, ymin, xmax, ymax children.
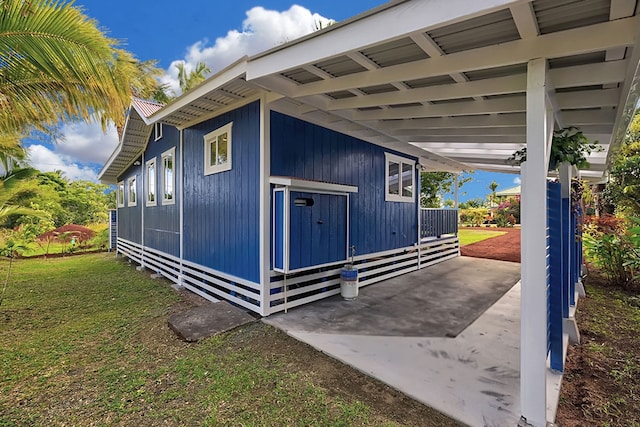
<box><xmin>142</xmin><ymin>126</ymin><xmax>180</xmax><ymax>256</ymax></box>
<box><xmin>117</xmin><ymin>162</ymin><xmax>142</xmax><ymax>244</ymax></box>
<box><xmin>270</xmin><ymin>112</ymin><xmax>418</xmax><ymax>257</ymax></box>
<box><xmin>182</xmin><ymin>101</ymin><xmax>261</xmax><ymax>283</ymax></box>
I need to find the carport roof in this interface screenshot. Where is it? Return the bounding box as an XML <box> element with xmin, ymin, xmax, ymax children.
<box><xmin>247</xmin><ymin>0</ymin><xmax>640</xmax><ymax>179</ymax></box>
<box><xmin>100</xmin><ymin>0</ymin><xmax>640</xmax><ymax>183</ymax></box>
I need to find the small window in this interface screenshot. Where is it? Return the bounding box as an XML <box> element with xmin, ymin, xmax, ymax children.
<box><xmin>154</xmin><ymin>123</ymin><xmax>163</xmax><ymax>141</ymax></box>
<box><xmin>385</xmin><ymin>153</ymin><xmax>415</xmax><ymax>203</ymax></box>
<box><xmin>117</xmin><ymin>181</ymin><xmax>125</xmax><ymax>208</ymax></box>
<box><xmin>161</xmin><ymin>147</ymin><xmax>176</xmax><ymax>205</ymax></box>
<box><xmin>127</xmin><ymin>176</ymin><xmax>137</xmax><ymax>206</ymax></box>
<box><xmin>146</xmin><ymin>158</ymin><xmax>157</xmax><ymax>207</ymax></box>
<box><xmin>203</xmin><ymin>122</ymin><xmax>232</xmax><ymax>175</ymax></box>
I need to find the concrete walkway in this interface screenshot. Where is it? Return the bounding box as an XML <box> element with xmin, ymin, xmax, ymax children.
<box><xmin>264</xmin><ymin>257</ymin><xmax>523</xmax><ymax>427</ymax></box>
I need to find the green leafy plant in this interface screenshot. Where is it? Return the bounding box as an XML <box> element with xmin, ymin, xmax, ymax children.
<box><xmin>508</xmin><ymin>127</ymin><xmax>602</xmax><ymax>169</ymax></box>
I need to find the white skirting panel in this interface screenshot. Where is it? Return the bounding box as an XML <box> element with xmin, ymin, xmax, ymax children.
<box><xmin>116</xmin><ymin>236</ymin><xmax>459</xmax><ymax>316</ymax></box>
<box><xmin>268</xmin><ymin>236</ymin><xmax>460</xmax><ymax>314</ymax></box>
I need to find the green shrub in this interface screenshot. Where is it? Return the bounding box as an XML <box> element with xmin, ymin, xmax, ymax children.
<box><xmin>459</xmin><ymin>208</ymin><xmax>489</xmax><ymax>227</ymax></box>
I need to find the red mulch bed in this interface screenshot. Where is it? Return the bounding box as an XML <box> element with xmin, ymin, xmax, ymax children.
<box><xmin>37</xmin><ymin>224</ymin><xmax>95</xmax><ymax>242</ymax></box>
<box><xmin>460</xmin><ymin>227</ymin><xmax>521</xmax><ymax>263</ymax></box>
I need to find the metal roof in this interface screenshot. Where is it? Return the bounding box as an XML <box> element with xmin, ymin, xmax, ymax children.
<box><xmin>101</xmin><ymin>0</ymin><xmax>640</xmax><ymax>183</ymax></box>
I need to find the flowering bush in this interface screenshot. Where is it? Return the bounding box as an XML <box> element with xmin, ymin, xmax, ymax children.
<box><xmin>493</xmin><ymin>196</ymin><xmax>520</xmax><ymax>227</ymax></box>
<box><xmin>459</xmin><ymin>208</ymin><xmax>489</xmax><ymax>226</ymax></box>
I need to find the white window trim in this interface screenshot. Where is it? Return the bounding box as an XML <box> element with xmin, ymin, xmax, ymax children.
<box><xmin>384</xmin><ymin>153</ymin><xmax>415</xmax><ymax>203</ymax></box>
<box><xmin>127</xmin><ymin>176</ymin><xmax>137</xmax><ymax>207</ymax></box>
<box><xmin>161</xmin><ymin>147</ymin><xmax>176</xmax><ymax>205</ymax></box>
<box><xmin>154</xmin><ymin>123</ymin><xmax>163</xmax><ymax>141</ymax></box>
<box><xmin>117</xmin><ymin>181</ymin><xmax>125</xmax><ymax>208</ymax></box>
<box><xmin>203</xmin><ymin>122</ymin><xmax>233</xmax><ymax>176</ymax></box>
<box><xmin>146</xmin><ymin>157</ymin><xmax>157</xmax><ymax>207</ymax></box>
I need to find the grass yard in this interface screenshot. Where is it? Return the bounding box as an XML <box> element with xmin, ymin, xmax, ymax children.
<box><xmin>556</xmin><ymin>274</ymin><xmax>640</xmax><ymax>426</ymax></box>
<box><xmin>0</xmin><ymin>253</ymin><xmax>457</xmax><ymax>427</ymax></box>
<box><xmin>458</xmin><ymin>228</ymin><xmax>508</xmax><ymax>246</ymax></box>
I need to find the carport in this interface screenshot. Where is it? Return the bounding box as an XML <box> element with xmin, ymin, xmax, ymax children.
<box><xmin>247</xmin><ymin>1</ymin><xmax>640</xmax><ymax>425</ymax></box>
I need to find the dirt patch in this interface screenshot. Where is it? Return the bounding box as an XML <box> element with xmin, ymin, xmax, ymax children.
<box><xmin>555</xmin><ymin>272</ymin><xmax>640</xmax><ymax>426</ymax></box>
<box><xmin>460</xmin><ymin>227</ymin><xmax>520</xmax><ymax>263</ymax></box>
<box><xmin>37</xmin><ymin>224</ymin><xmax>95</xmax><ymax>242</ymax></box>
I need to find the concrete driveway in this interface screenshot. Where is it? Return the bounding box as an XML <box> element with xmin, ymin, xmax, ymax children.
<box><xmin>264</xmin><ymin>256</ymin><xmax>525</xmax><ymax>427</ymax></box>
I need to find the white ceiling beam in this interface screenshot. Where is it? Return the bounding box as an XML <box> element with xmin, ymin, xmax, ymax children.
<box><xmin>411</xmin><ymin>142</ymin><xmax>526</xmax><ymax>150</ymax></box>
<box><xmin>354</xmin><ymin>97</ymin><xmax>527</xmax><ymax>120</ymax></box>
<box><xmin>377</xmin><ymin>114</ymin><xmax>527</xmax><ymax>130</ymax></box>
<box><xmin>562</xmin><ymin>109</ymin><xmax>617</xmax><ymax>125</ymax></box>
<box><xmin>391</xmin><ymin>126</ymin><xmax>526</xmax><ymax>136</ymax></box>
<box><xmin>326</xmin><ymin>74</ymin><xmax>526</xmax><ymax>110</ymax></box>
<box><xmin>427</xmin><ymin>148</ymin><xmax>520</xmax><ymax>156</ymax></box>
<box><xmin>555</xmin><ymin>88</ymin><xmax>621</xmax><ymax>109</ymax></box>
<box><xmin>436</xmin><ymin>153</ymin><xmax>516</xmax><ymax>161</ymax></box>
<box><xmin>346</xmin><ymin>52</ymin><xmax>379</xmax><ymax>71</ymax></box>
<box><xmin>551</xmin><ymin>60</ymin><xmax>628</xmax><ymax>88</ymax></box>
<box><xmin>406</xmin><ymin>135</ymin><xmax>526</xmax><ymax>143</ymax></box>
<box><xmin>509</xmin><ymin>2</ymin><xmax>539</xmax><ymax>38</ymax></box>
<box><xmin>284</xmin><ymin>17</ymin><xmax>638</xmax><ymax>98</ymax></box>
<box><xmin>461</xmin><ymin>162</ymin><xmax>521</xmax><ymax>172</ymax></box>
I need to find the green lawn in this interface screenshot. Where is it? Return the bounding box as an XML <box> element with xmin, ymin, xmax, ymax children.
<box><xmin>0</xmin><ymin>254</ymin><xmax>455</xmax><ymax>427</ymax></box>
<box><xmin>458</xmin><ymin>228</ymin><xmax>507</xmax><ymax>246</ymax></box>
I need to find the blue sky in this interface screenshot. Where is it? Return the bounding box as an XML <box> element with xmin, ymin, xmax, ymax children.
<box><xmin>26</xmin><ymin>0</ymin><xmax>520</xmax><ymax>201</ymax></box>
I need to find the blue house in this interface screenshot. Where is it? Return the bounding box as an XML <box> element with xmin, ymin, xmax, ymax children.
<box><xmin>100</xmin><ymin>63</ymin><xmax>460</xmax><ymax>317</ymax></box>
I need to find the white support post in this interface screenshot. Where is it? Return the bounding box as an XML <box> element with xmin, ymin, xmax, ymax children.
<box><xmin>454</xmin><ymin>173</ymin><xmax>459</xmax><ymax>209</ymax></box>
<box><xmin>139</xmin><ymin>152</ymin><xmax>145</xmax><ymax>271</ymax></box>
<box><xmin>178</xmin><ymin>129</ymin><xmax>185</xmax><ymax>287</ymax></box>
<box><xmin>259</xmin><ymin>94</ymin><xmax>272</xmax><ymax>316</ymax></box>
<box><xmin>520</xmin><ymin>58</ymin><xmax>550</xmax><ymax>427</ymax></box>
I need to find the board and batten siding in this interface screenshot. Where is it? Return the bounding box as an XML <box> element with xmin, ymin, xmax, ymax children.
<box><xmin>270</xmin><ymin>111</ymin><xmax>418</xmax><ymax>259</ymax></box>
<box><xmin>142</xmin><ymin>125</ymin><xmax>180</xmax><ymax>257</ymax></box>
<box><xmin>117</xmin><ymin>162</ymin><xmax>142</xmax><ymax>244</ymax></box>
<box><xmin>182</xmin><ymin>101</ymin><xmax>261</xmax><ymax>283</ymax></box>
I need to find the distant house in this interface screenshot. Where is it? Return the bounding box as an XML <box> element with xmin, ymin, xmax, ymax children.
<box><xmin>495</xmin><ymin>185</ymin><xmax>521</xmax><ymax>198</ymax></box>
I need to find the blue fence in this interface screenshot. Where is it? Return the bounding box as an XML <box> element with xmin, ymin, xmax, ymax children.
<box><xmin>420</xmin><ymin>208</ymin><xmax>458</xmax><ymax>239</ymax></box>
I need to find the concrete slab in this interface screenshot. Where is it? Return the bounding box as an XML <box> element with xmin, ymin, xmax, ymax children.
<box><xmin>264</xmin><ymin>256</ymin><xmax>524</xmax><ymax>427</ymax></box>
<box><xmin>168</xmin><ymin>301</ymin><xmax>256</xmax><ymax>342</ymax></box>
<box><xmin>268</xmin><ymin>256</ymin><xmax>521</xmax><ymax>337</ymax></box>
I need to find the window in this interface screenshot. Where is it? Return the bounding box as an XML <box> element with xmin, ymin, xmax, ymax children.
<box><xmin>117</xmin><ymin>181</ymin><xmax>125</xmax><ymax>207</ymax></box>
<box><xmin>146</xmin><ymin>158</ymin><xmax>157</xmax><ymax>206</ymax></box>
<box><xmin>385</xmin><ymin>153</ymin><xmax>415</xmax><ymax>203</ymax></box>
<box><xmin>204</xmin><ymin>122</ymin><xmax>232</xmax><ymax>175</ymax></box>
<box><xmin>127</xmin><ymin>176</ymin><xmax>137</xmax><ymax>206</ymax></box>
<box><xmin>161</xmin><ymin>147</ymin><xmax>176</xmax><ymax>205</ymax></box>
<box><xmin>154</xmin><ymin>123</ymin><xmax>163</xmax><ymax>141</ymax></box>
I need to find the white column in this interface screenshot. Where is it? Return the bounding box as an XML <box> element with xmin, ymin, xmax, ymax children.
<box><xmin>179</xmin><ymin>129</ymin><xmax>184</xmax><ymax>286</ymax></box>
<box><xmin>259</xmin><ymin>94</ymin><xmax>272</xmax><ymax>316</ymax></box>
<box><xmin>454</xmin><ymin>173</ymin><xmax>459</xmax><ymax>209</ymax></box>
<box><xmin>520</xmin><ymin>58</ymin><xmax>550</xmax><ymax>427</ymax></box>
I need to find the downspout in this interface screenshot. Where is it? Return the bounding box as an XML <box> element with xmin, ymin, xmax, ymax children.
<box><xmin>416</xmin><ymin>164</ymin><xmax>421</xmax><ymax>270</ymax></box>
<box><xmin>141</xmin><ymin>152</ymin><xmax>145</xmax><ymax>268</ymax></box>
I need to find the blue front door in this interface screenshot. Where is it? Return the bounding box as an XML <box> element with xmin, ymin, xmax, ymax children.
<box><xmin>289</xmin><ymin>191</ymin><xmax>347</xmax><ymax>270</ymax></box>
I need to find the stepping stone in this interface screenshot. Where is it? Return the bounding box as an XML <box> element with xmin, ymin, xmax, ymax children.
<box><xmin>168</xmin><ymin>301</ymin><xmax>256</xmax><ymax>342</ymax></box>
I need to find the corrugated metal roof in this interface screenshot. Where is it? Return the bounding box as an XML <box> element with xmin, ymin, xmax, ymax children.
<box><xmin>132</xmin><ymin>98</ymin><xmax>164</xmax><ymax>118</ymax></box>
<box><xmin>314</xmin><ymin>56</ymin><xmax>367</xmax><ymax>77</ymax></box>
<box><xmin>360</xmin><ymin>37</ymin><xmax>429</xmax><ymax>67</ymax></box>
<box><xmin>427</xmin><ymin>9</ymin><xmax>520</xmax><ymax>54</ymax></box>
<box><xmin>533</xmin><ymin>0</ymin><xmax>611</xmax><ymax>35</ymax></box>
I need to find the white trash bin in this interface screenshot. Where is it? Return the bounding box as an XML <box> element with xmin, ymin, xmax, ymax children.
<box><xmin>340</xmin><ymin>265</ymin><xmax>358</xmax><ymax>300</ymax></box>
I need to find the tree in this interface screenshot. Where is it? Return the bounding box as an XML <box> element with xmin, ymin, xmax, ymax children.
<box><xmin>176</xmin><ymin>61</ymin><xmax>211</xmax><ymax>94</ymax></box>
<box><xmin>604</xmin><ymin>112</ymin><xmax>640</xmax><ymax>216</ymax></box>
<box><xmin>0</xmin><ymin>0</ymin><xmax>168</xmax><ymax>148</ymax></box>
<box><xmin>420</xmin><ymin>171</ymin><xmax>472</xmax><ymax>208</ymax></box>
<box><xmin>0</xmin><ymin>167</ymin><xmax>42</xmax><ymax>225</ymax></box>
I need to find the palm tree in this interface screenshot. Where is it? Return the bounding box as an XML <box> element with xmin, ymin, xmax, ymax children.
<box><xmin>488</xmin><ymin>181</ymin><xmax>499</xmax><ymax>217</ymax></box>
<box><xmin>0</xmin><ymin>0</ymin><xmax>168</xmax><ymax>146</ymax></box>
<box><xmin>176</xmin><ymin>61</ymin><xmax>211</xmax><ymax>94</ymax></box>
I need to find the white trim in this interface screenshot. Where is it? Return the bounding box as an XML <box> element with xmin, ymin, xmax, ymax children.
<box><xmin>179</xmin><ymin>130</ymin><xmax>184</xmax><ymax>285</ymax></box>
<box><xmin>127</xmin><ymin>175</ymin><xmax>137</xmax><ymax>207</ymax></box>
<box><xmin>203</xmin><ymin>122</ymin><xmax>233</xmax><ymax>176</ymax></box>
<box><xmin>145</xmin><ymin>157</ymin><xmax>157</xmax><ymax>207</ymax></box>
<box><xmin>154</xmin><ymin>123</ymin><xmax>163</xmax><ymax>141</ymax></box>
<box><xmin>161</xmin><ymin>147</ymin><xmax>176</xmax><ymax>205</ymax></box>
<box><xmin>269</xmin><ymin>176</ymin><xmax>358</xmax><ymax>193</ymax></box>
<box><xmin>116</xmin><ymin>181</ymin><xmax>125</xmax><ymax>208</ymax></box>
<box><xmin>385</xmin><ymin>153</ymin><xmax>415</xmax><ymax>203</ymax></box>
<box><xmin>259</xmin><ymin>96</ymin><xmax>271</xmax><ymax>316</ymax></box>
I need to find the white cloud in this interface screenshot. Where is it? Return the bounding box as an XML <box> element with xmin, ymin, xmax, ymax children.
<box><xmin>162</xmin><ymin>5</ymin><xmax>333</xmax><ymax>95</ymax></box>
<box><xmin>27</xmin><ymin>144</ymin><xmax>100</xmax><ymax>182</ymax></box>
<box><xmin>56</xmin><ymin>122</ymin><xmax>119</xmax><ymax>165</ymax></box>
<box><xmin>514</xmin><ymin>176</ymin><xmax>521</xmax><ymax>185</ymax></box>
